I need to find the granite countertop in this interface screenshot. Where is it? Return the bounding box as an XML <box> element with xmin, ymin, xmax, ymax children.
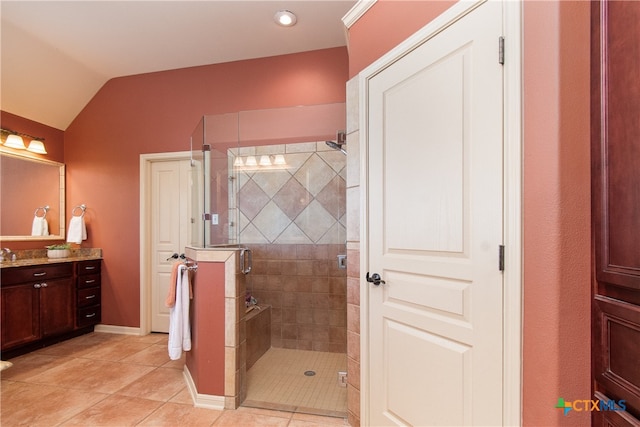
<box><xmin>0</xmin><ymin>248</ymin><xmax>102</xmax><ymax>269</ymax></box>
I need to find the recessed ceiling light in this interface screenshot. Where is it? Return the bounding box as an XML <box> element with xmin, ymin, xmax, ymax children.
<box><xmin>274</xmin><ymin>10</ymin><xmax>297</xmax><ymax>27</ymax></box>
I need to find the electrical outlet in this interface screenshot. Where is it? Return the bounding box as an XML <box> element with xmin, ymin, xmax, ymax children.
<box><xmin>338</xmin><ymin>371</ymin><xmax>347</xmax><ymax>387</ymax></box>
<box><xmin>212</xmin><ymin>214</ymin><xmax>219</xmax><ymax>225</ymax></box>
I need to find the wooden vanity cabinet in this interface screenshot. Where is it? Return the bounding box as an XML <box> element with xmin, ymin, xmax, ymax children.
<box><xmin>75</xmin><ymin>260</ymin><xmax>102</xmax><ymax>327</ymax></box>
<box><xmin>1</xmin><ymin>259</ymin><xmax>102</xmax><ymax>358</ymax></box>
<box><xmin>1</xmin><ymin>263</ymin><xmax>74</xmax><ymax>351</ymax></box>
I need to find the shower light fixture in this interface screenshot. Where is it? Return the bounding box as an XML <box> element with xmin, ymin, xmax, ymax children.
<box><xmin>274</xmin><ymin>10</ymin><xmax>297</xmax><ymax>27</ymax></box>
<box><xmin>259</xmin><ymin>155</ymin><xmax>272</xmax><ymax>166</ymax></box>
<box><xmin>245</xmin><ymin>156</ymin><xmax>258</xmax><ymax>167</ymax></box>
<box><xmin>233</xmin><ymin>153</ymin><xmax>288</xmax><ymax>170</ymax></box>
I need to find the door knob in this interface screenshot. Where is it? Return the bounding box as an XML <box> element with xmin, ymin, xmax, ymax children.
<box><xmin>366</xmin><ymin>272</ymin><xmax>386</xmax><ymax>286</ymax></box>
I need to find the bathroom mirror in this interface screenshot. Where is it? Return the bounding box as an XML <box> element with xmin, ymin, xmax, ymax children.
<box><xmin>0</xmin><ymin>151</ymin><xmax>65</xmax><ymax>241</ymax></box>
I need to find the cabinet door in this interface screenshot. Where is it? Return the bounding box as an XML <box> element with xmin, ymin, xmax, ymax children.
<box><xmin>592</xmin><ymin>0</ymin><xmax>640</xmax><ymax>423</ymax></box>
<box><xmin>1</xmin><ymin>284</ymin><xmax>40</xmax><ymax>350</ymax></box>
<box><xmin>40</xmin><ymin>277</ymin><xmax>75</xmax><ymax>337</ymax></box>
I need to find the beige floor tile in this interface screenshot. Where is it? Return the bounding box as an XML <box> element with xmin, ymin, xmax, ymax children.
<box><xmin>237</xmin><ymin>406</ymin><xmax>296</xmax><ymax>419</ymax></box>
<box><xmin>120</xmin><ymin>343</ymin><xmax>172</xmax><ymax>366</ymax></box>
<box><xmin>2</xmin><ymin>333</ymin><xmax>349</xmax><ymax>427</ymax></box>
<box><xmin>36</xmin><ymin>332</ymin><xmax>126</xmax><ymax>358</ymax></box>
<box><xmin>1</xmin><ymin>381</ymin><xmax>108</xmax><ymax>426</ymax></box>
<box><xmin>290</xmin><ymin>412</ymin><xmax>350</xmax><ymax>426</ymax></box>
<box><xmin>80</xmin><ymin>339</ymin><xmax>155</xmax><ymax>362</ymax></box>
<box><xmin>116</xmin><ymin>367</ymin><xmax>186</xmax><ymax>401</ymax></box>
<box><xmin>138</xmin><ymin>402</ymin><xmax>222</xmax><ymax>426</ymax></box>
<box><xmin>212</xmin><ymin>408</ymin><xmax>291</xmax><ymax>426</ymax></box>
<box><xmin>121</xmin><ymin>332</ymin><xmax>168</xmax><ymax>345</ymax></box>
<box><xmin>161</xmin><ymin>350</ymin><xmax>186</xmax><ymax>370</ymax></box>
<box><xmin>0</xmin><ymin>353</ymin><xmax>74</xmax><ymax>382</ymax></box>
<box><xmin>26</xmin><ymin>357</ymin><xmax>155</xmax><ymax>393</ymax></box>
<box><xmin>169</xmin><ymin>386</ymin><xmax>195</xmax><ymax>405</ymax></box>
<box><xmin>245</xmin><ymin>348</ymin><xmax>347</xmax><ymax>416</ymax></box>
<box><xmin>61</xmin><ymin>394</ymin><xmax>163</xmax><ymax>426</ymax></box>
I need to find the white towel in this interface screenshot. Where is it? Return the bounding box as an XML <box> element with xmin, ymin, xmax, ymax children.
<box><xmin>31</xmin><ymin>216</ymin><xmax>49</xmax><ymax>236</ymax></box>
<box><xmin>66</xmin><ymin>216</ymin><xmax>87</xmax><ymax>244</ymax></box>
<box><xmin>168</xmin><ymin>265</ymin><xmax>192</xmax><ymax>360</ymax></box>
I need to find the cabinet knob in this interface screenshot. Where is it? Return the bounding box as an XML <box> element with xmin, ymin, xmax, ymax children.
<box><xmin>33</xmin><ymin>283</ymin><xmax>41</xmax><ymax>288</ymax></box>
<box><xmin>40</xmin><ymin>283</ymin><xmax>48</xmax><ymax>288</ymax></box>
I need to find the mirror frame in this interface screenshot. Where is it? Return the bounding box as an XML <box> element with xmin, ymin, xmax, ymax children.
<box><xmin>0</xmin><ymin>149</ymin><xmax>66</xmax><ymax>241</ymax></box>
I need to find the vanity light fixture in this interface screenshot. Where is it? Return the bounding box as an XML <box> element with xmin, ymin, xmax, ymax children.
<box><xmin>1</xmin><ymin>128</ymin><xmax>47</xmax><ymax>153</ymax></box>
<box><xmin>274</xmin><ymin>10</ymin><xmax>297</xmax><ymax>27</ymax></box>
<box><xmin>27</xmin><ymin>140</ymin><xmax>47</xmax><ymax>154</ymax></box>
<box><xmin>4</xmin><ymin>134</ymin><xmax>26</xmax><ymax>150</ymax></box>
<box><xmin>273</xmin><ymin>154</ymin><xmax>286</xmax><ymax>165</ymax></box>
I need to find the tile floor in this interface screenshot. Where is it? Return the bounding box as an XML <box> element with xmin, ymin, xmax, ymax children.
<box><xmin>245</xmin><ymin>348</ymin><xmax>347</xmax><ymax>417</ymax></box>
<box><xmin>1</xmin><ymin>332</ymin><xmax>349</xmax><ymax>426</ymax></box>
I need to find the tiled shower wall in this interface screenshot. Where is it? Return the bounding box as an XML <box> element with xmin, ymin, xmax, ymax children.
<box><xmin>245</xmin><ymin>244</ymin><xmax>347</xmax><ymax>353</ymax></box>
<box><xmin>232</xmin><ymin>141</ymin><xmax>346</xmax><ymax>245</ymax></box>
<box><xmin>231</xmin><ymin>141</ymin><xmax>348</xmax><ymax>353</ymax></box>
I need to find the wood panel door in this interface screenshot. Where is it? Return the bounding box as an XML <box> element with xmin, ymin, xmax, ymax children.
<box><xmin>365</xmin><ymin>1</ymin><xmax>505</xmax><ymax>425</ymax></box>
<box><xmin>150</xmin><ymin>159</ymin><xmax>192</xmax><ymax>333</ymax></box>
<box><xmin>591</xmin><ymin>1</ymin><xmax>640</xmax><ymax>425</ymax></box>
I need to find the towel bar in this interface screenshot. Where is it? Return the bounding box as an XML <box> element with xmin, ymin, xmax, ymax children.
<box><xmin>72</xmin><ymin>204</ymin><xmax>86</xmax><ymax>217</ymax></box>
<box><xmin>34</xmin><ymin>205</ymin><xmax>50</xmax><ymax>218</ymax></box>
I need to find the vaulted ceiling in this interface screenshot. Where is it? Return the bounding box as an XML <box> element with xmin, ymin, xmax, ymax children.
<box><xmin>1</xmin><ymin>1</ymin><xmax>357</xmax><ymax>130</ymax></box>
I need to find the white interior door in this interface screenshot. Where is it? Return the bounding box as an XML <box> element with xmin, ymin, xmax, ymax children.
<box><xmin>366</xmin><ymin>2</ymin><xmax>504</xmax><ymax>425</ymax></box>
<box><xmin>151</xmin><ymin>159</ymin><xmax>192</xmax><ymax>333</ymax></box>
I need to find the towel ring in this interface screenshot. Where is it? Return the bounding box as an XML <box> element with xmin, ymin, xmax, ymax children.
<box><xmin>72</xmin><ymin>204</ymin><xmax>86</xmax><ymax>217</ymax></box>
<box><xmin>34</xmin><ymin>206</ymin><xmax>50</xmax><ymax>218</ymax></box>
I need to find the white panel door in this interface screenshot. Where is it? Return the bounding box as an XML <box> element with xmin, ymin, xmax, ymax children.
<box><xmin>367</xmin><ymin>2</ymin><xmax>504</xmax><ymax>425</ymax></box>
<box><xmin>151</xmin><ymin>159</ymin><xmax>192</xmax><ymax>333</ymax></box>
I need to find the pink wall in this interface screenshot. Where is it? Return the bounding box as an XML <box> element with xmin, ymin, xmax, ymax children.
<box><xmin>64</xmin><ymin>47</ymin><xmax>348</xmax><ymax>327</ymax></box>
<box><xmin>522</xmin><ymin>2</ymin><xmax>591</xmax><ymax>425</ymax></box>
<box><xmin>347</xmin><ymin>0</ymin><xmax>455</xmax><ymax>78</ymax></box>
<box><xmin>347</xmin><ymin>1</ymin><xmax>592</xmax><ymax>425</ymax></box>
<box><xmin>185</xmin><ymin>261</ymin><xmax>225</xmax><ymax>395</ymax></box>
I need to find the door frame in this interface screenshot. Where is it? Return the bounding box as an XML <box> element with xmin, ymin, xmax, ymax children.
<box><xmin>139</xmin><ymin>151</ymin><xmax>192</xmax><ymax>335</ymax></box>
<box><xmin>358</xmin><ymin>1</ymin><xmax>522</xmax><ymax>425</ymax></box>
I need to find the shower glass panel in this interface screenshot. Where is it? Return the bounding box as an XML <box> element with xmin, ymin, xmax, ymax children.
<box><xmin>195</xmin><ymin>103</ymin><xmax>346</xmax><ymax>248</ymax></box>
<box><xmin>189</xmin><ymin>117</ymin><xmax>205</xmax><ymax>248</ymax></box>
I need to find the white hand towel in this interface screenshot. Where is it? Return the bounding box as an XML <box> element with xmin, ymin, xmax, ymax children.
<box><xmin>168</xmin><ymin>265</ymin><xmax>192</xmax><ymax>360</ymax></box>
<box><xmin>31</xmin><ymin>216</ymin><xmax>49</xmax><ymax>236</ymax></box>
<box><xmin>66</xmin><ymin>216</ymin><xmax>87</xmax><ymax>243</ymax></box>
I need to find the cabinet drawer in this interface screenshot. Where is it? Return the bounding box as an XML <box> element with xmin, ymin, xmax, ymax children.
<box><xmin>1</xmin><ymin>263</ymin><xmax>73</xmax><ymax>286</ymax></box>
<box><xmin>77</xmin><ymin>286</ymin><xmax>101</xmax><ymax>308</ymax></box>
<box><xmin>76</xmin><ymin>260</ymin><xmax>101</xmax><ymax>276</ymax></box>
<box><xmin>77</xmin><ymin>305</ymin><xmax>101</xmax><ymax>327</ymax></box>
<box><xmin>77</xmin><ymin>273</ymin><xmax>101</xmax><ymax>289</ymax></box>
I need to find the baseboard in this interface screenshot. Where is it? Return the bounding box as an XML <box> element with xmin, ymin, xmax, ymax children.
<box><xmin>183</xmin><ymin>366</ymin><xmax>225</xmax><ymax>410</ymax></box>
<box><xmin>94</xmin><ymin>324</ymin><xmax>142</xmax><ymax>336</ymax></box>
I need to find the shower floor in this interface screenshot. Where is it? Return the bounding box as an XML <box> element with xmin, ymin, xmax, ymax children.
<box><xmin>243</xmin><ymin>348</ymin><xmax>347</xmax><ymax>418</ymax></box>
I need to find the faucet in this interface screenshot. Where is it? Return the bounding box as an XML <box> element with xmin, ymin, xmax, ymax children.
<box><xmin>0</xmin><ymin>248</ymin><xmax>17</xmax><ymax>262</ymax></box>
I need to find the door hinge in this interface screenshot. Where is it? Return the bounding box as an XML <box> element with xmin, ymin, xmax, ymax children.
<box><xmin>498</xmin><ymin>36</ymin><xmax>505</xmax><ymax>65</ymax></box>
<box><xmin>499</xmin><ymin>245</ymin><xmax>505</xmax><ymax>271</ymax></box>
